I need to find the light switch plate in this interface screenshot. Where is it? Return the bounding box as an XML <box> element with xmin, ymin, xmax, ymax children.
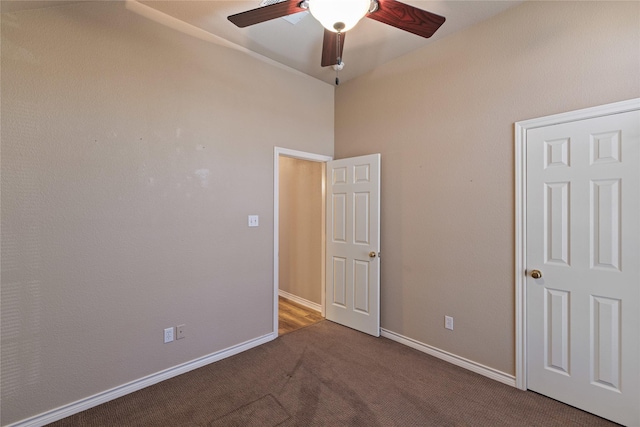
<box><xmin>248</xmin><ymin>215</ymin><xmax>259</xmax><ymax>227</ymax></box>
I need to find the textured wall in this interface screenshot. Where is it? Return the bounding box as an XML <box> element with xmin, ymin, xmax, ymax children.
<box><xmin>335</xmin><ymin>1</ymin><xmax>640</xmax><ymax>376</ymax></box>
<box><xmin>0</xmin><ymin>2</ymin><xmax>333</xmax><ymax>425</ymax></box>
<box><xmin>278</xmin><ymin>157</ymin><xmax>324</xmax><ymax>304</ymax></box>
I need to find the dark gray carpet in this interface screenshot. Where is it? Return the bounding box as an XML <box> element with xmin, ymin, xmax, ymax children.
<box><xmin>48</xmin><ymin>321</ymin><xmax>617</xmax><ymax>426</ymax></box>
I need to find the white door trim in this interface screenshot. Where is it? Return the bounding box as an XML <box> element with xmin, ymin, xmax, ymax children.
<box><xmin>514</xmin><ymin>97</ymin><xmax>640</xmax><ymax>390</ymax></box>
<box><xmin>273</xmin><ymin>147</ymin><xmax>333</xmax><ymax>335</ymax></box>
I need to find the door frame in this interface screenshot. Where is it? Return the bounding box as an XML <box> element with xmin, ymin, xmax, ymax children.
<box><xmin>273</xmin><ymin>147</ymin><xmax>333</xmax><ymax>335</ymax></box>
<box><xmin>514</xmin><ymin>97</ymin><xmax>640</xmax><ymax>390</ymax></box>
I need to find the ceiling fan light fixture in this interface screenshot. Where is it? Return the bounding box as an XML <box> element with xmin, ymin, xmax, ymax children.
<box><xmin>308</xmin><ymin>0</ymin><xmax>371</xmax><ymax>33</ymax></box>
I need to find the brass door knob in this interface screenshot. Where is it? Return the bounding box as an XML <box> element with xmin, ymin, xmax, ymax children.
<box><xmin>369</xmin><ymin>251</ymin><xmax>377</xmax><ymax>258</ymax></box>
<box><xmin>531</xmin><ymin>270</ymin><xmax>542</xmax><ymax>279</ymax></box>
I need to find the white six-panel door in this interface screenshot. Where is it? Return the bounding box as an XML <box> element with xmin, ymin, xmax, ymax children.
<box><xmin>325</xmin><ymin>154</ymin><xmax>380</xmax><ymax>337</ymax></box>
<box><xmin>525</xmin><ymin>108</ymin><xmax>639</xmax><ymax>425</ymax></box>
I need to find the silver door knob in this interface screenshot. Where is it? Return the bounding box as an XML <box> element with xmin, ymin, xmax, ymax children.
<box><xmin>531</xmin><ymin>270</ymin><xmax>542</xmax><ymax>279</ymax></box>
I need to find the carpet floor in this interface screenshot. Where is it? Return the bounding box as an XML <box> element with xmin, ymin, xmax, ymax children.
<box><xmin>48</xmin><ymin>321</ymin><xmax>617</xmax><ymax>426</ymax></box>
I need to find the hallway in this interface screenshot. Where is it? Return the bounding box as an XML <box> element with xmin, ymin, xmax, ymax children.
<box><xmin>278</xmin><ymin>297</ymin><xmax>323</xmax><ymax>335</ymax></box>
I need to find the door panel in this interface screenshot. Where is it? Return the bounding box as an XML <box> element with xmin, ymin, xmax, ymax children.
<box><xmin>332</xmin><ymin>257</ymin><xmax>347</xmax><ymax>307</ymax></box>
<box><xmin>326</xmin><ymin>154</ymin><xmax>380</xmax><ymax>337</ymax></box>
<box><xmin>526</xmin><ymin>109</ymin><xmax>639</xmax><ymax>426</ymax></box>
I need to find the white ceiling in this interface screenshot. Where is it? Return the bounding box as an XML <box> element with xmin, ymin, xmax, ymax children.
<box><xmin>1</xmin><ymin>0</ymin><xmax>523</xmax><ymax>85</ymax></box>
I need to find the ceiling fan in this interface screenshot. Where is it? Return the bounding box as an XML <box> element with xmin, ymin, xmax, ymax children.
<box><xmin>228</xmin><ymin>0</ymin><xmax>445</xmax><ymax>84</ymax></box>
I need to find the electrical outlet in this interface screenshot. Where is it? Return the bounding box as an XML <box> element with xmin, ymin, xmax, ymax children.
<box><xmin>164</xmin><ymin>327</ymin><xmax>174</xmax><ymax>343</ymax></box>
<box><xmin>444</xmin><ymin>315</ymin><xmax>454</xmax><ymax>331</ymax></box>
<box><xmin>176</xmin><ymin>324</ymin><xmax>185</xmax><ymax>340</ymax></box>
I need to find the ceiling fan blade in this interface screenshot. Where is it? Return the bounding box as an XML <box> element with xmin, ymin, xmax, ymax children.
<box><xmin>228</xmin><ymin>1</ymin><xmax>306</xmax><ymax>28</ymax></box>
<box><xmin>321</xmin><ymin>29</ymin><xmax>346</xmax><ymax>67</ymax></box>
<box><xmin>367</xmin><ymin>0</ymin><xmax>445</xmax><ymax>38</ymax></box>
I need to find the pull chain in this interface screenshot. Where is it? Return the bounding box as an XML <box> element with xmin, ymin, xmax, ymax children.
<box><xmin>335</xmin><ymin>31</ymin><xmax>341</xmax><ymax>85</ymax></box>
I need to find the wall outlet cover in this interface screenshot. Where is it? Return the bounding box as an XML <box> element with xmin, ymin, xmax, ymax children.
<box><xmin>164</xmin><ymin>327</ymin><xmax>174</xmax><ymax>343</ymax></box>
<box><xmin>445</xmin><ymin>316</ymin><xmax>454</xmax><ymax>331</ymax></box>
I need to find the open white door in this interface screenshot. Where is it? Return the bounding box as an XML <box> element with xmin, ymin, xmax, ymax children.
<box><xmin>525</xmin><ymin>108</ymin><xmax>639</xmax><ymax>426</ymax></box>
<box><xmin>325</xmin><ymin>154</ymin><xmax>380</xmax><ymax>337</ymax></box>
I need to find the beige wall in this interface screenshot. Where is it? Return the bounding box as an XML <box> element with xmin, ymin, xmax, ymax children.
<box><xmin>0</xmin><ymin>2</ymin><xmax>333</xmax><ymax>425</ymax></box>
<box><xmin>278</xmin><ymin>157</ymin><xmax>324</xmax><ymax>304</ymax></box>
<box><xmin>335</xmin><ymin>1</ymin><xmax>640</xmax><ymax>376</ymax></box>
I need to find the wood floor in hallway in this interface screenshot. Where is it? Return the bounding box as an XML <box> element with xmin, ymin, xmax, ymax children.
<box><xmin>278</xmin><ymin>296</ymin><xmax>323</xmax><ymax>335</ymax></box>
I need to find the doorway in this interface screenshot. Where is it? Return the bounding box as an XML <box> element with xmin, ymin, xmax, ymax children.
<box><xmin>273</xmin><ymin>148</ymin><xmax>332</xmax><ymax>335</ymax></box>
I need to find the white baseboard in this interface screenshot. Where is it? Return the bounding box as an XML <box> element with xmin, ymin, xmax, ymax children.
<box><xmin>9</xmin><ymin>326</ymin><xmax>514</xmax><ymax>426</ymax></box>
<box><xmin>8</xmin><ymin>332</ymin><xmax>277</xmax><ymax>427</ymax></box>
<box><xmin>380</xmin><ymin>328</ymin><xmax>516</xmax><ymax>387</ymax></box>
<box><xmin>278</xmin><ymin>290</ymin><xmax>322</xmax><ymax>313</ymax></box>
